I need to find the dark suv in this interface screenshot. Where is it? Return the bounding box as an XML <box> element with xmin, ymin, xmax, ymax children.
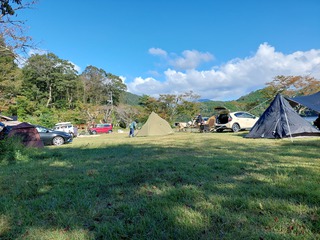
<box><xmin>89</xmin><ymin>123</ymin><xmax>113</xmax><ymax>134</ymax></box>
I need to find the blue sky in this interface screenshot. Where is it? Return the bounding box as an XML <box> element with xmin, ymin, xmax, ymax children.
<box><xmin>18</xmin><ymin>0</ymin><xmax>320</xmax><ymax>101</ymax></box>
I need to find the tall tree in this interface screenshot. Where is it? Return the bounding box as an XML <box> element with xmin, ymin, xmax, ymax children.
<box><xmin>80</xmin><ymin>65</ymin><xmax>127</xmax><ymax>106</ymax></box>
<box><xmin>139</xmin><ymin>91</ymin><xmax>200</xmax><ymax>123</ymax></box>
<box><xmin>138</xmin><ymin>95</ymin><xmax>160</xmax><ymax>114</ymax></box>
<box><xmin>266</xmin><ymin>75</ymin><xmax>320</xmax><ymax>98</ymax></box>
<box><xmin>79</xmin><ymin>65</ymin><xmax>127</xmax><ymax>123</ymax></box>
<box><xmin>0</xmin><ymin>36</ymin><xmax>21</xmax><ymax>112</ymax></box>
<box><xmin>21</xmin><ymin>53</ymin><xmax>79</xmax><ymax>108</ymax></box>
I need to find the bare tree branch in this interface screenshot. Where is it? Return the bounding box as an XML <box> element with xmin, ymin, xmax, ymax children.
<box><xmin>0</xmin><ymin>0</ymin><xmax>38</xmax><ymax>58</ymax></box>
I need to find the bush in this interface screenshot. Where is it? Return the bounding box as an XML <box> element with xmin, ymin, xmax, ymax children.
<box><xmin>0</xmin><ymin>137</ymin><xmax>30</xmax><ymax>164</ymax></box>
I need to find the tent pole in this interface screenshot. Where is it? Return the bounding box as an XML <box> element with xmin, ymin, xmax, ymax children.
<box><xmin>282</xmin><ymin>100</ymin><xmax>293</xmax><ymax>142</ymax></box>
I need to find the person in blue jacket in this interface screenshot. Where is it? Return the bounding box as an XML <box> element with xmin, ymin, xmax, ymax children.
<box><xmin>129</xmin><ymin>120</ymin><xmax>137</xmax><ymax>137</ymax></box>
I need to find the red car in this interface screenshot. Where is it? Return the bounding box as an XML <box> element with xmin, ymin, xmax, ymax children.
<box><xmin>89</xmin><ymin>123</ymin><xmax>113</xmax><ymax>134</ymax></box>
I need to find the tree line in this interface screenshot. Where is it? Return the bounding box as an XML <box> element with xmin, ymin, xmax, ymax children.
<box><xmin>0</xmin><ymin>41</ymin><xmax>205</xmax><ymax>127</ymax></box>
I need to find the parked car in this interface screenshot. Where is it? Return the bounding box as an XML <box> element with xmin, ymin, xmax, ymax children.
<box><xmin>215</xmin><ymin>108</ymin><xmax>258</xmax><ymax>132</ymax></box>
<box><xmin>89</xmin><ymin>123</ymin><xmax>113</xmax><ymax>135</ymax></box>
<box><xmin>34</xmin><ymin>125</ymin><xmax>73</xmax><ymax>146</ymax></box>
<box><xmin>53</xmin><ymin>122</ymin><xmax>78</xmax><ymax>137</ymax></box>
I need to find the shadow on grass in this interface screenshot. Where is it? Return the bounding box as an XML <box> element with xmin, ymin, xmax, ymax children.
<box><xmin>0</xmin><ymin>135</ymin><xmax>319</xmax><ymax>239</ymax></box>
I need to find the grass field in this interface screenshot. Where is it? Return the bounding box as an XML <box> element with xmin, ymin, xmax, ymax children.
<box><xmin>0</xmin><ymin>131</ymin><xmax>319</xmax><ymax>239</ymax></box>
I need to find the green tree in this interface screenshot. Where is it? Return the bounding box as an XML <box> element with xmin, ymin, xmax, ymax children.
<box><xmin>80</xmin><ymin>65</ymin><xmax>126</xmax><ymax>106</ymax></box>
<box><xmin>1</xmin><ymin>0</ymin><xmax>22</xmax><ymax>16</ymax></box>
<box><xmin>138</xmin><ymin>95</ymin><xmax>160</xmax><ymax>114</ymax></box>
<box><xmin>0</xmin><ymin>37</ymin><xmax>21</xmax><ymax>112</ymax></box>
<box><xmin>175</xmin><ymin>91</ymin><xmax>201</xmax><ymax>122</ymax></box>
<box><xmin>139</xmin><ymin>91</ymin><xmax>200</xmax><ymax>123</ymax></box>
<box><xmin>21</xmin><ymin>53</ymin><xmax>79</xmax><ymax>108</ymax></box>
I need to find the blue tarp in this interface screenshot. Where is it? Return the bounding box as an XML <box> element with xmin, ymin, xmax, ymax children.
<box><xmin>287</xmin><ymin>91</ymin><xmax>320</xmax><ymax>113</ymax></box>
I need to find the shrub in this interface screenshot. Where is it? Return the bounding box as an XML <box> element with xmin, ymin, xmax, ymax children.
<box><xmin>0</xmin><ymin>137</ymin><xmax>30</xmax><ymax>164</ymax></box>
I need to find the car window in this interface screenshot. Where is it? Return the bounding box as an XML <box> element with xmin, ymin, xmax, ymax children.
<box><xmin>96</xmin><ymin>124</ymin><xmax>111</xmax><ymax>128</ymax></box>
<box><xmin>36</xmin><ymin>126</ymin><xmax>48</xmax><ymax>133</ymax></box>
<box><xmin>242</xmin><ymin>112</ymin><xmax>255</xmax><ymax>118</ymax></box>
<box><xmin>234</xmin><ymin>112</ymin><xmax>244</xmax><ymax>118</ymax></box>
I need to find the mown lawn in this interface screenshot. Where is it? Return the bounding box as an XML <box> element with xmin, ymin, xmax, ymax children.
<box><xmin>0</xmin><ymin>131</ymin><xmax>319</xmax><ymax>239</ymax></box>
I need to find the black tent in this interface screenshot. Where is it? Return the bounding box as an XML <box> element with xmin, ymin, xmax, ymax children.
<box><xmin>245</xmin><ymin>94</ymin><xmax>320</xmax><ymax>139</ymax></box>
<box><xmin>286</xmin><ymin>91</ymin><xmax>320</xmax><ymax>113</ymax></box>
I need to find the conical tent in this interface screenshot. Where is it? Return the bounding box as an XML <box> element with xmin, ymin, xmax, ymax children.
<box><xmin>136</xmin><ymin>112</ymin><xmax>174</xmax><ymax>137</ymax></box>
<box><xmin>245</xmin><ymin>94</ymin><xmax>320</xmax><ymax>139</ymax></box>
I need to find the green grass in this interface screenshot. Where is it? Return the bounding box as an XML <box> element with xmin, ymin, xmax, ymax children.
<box><xmin>0</xmin><ymin>131</ymin><xmax>319</xmax><ymax>239</ymax></box>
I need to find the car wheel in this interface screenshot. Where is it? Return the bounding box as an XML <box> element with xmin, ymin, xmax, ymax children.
<box><xmin>52</xmin><ymin>136</ymin><xmax>64</xmax><ymax>146</ymax></box>
<box><xmin>108</xmin><ymin>130</ymin><xmax>112</xmax><ymax>133</ymax></box>
<box><xmin>216</xmin><ymin>129</ymin><xmax>223</xmax><ymax>132</ymax></box>
<box><xmin>232</xmin><ymin>123</ymin><xmax>240</xmax><ymax>132</ymax></box>
<box><xmin>91</xmin><ymin>130</ymin><xmax>97</xmax><ymax>135</ymax></box>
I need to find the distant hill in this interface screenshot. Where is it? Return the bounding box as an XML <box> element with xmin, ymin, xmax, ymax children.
<box><xmin>120</xmin><ymin>91</ymin><xmax>141</xmax><ymax>106</ymax></box>
<box><xmin>236</xmin><ymin>89</ymin><xmax>267</xmax><ymax>103</ymax></box>
<box><xmin>198</xmin><ymin>98</ymin><xmax>212</xmax><ymax>102</ymax></box>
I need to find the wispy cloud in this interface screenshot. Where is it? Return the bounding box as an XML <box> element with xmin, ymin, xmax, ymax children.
<box><xmin>169</xmin><ymin>50</ymin><xmax>214</xmax><ymax>70</ymax></box>
<box><xmin>129</xmin><ymin>43</ymin><xmax>320</xmax><ymax>101</ymax></box>
<box><xmin>148</xmin><ymin>47</ymin><xmax>168</xmax><ymax>57</ymax></box>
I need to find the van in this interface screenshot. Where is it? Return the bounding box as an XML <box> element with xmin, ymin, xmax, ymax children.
<box><xmin>89</xmin><ymin>123</ymin><xmax>113</xmax><ymax>134</ymax></box>
<box><xmin>53</xmin><ymin>122</ymin><xmax>78</xmax><ymax>137</ymax></box>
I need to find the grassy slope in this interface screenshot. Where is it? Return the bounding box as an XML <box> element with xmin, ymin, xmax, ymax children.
<box><xmin>0</xmin><ymin>132</ymin><xmax>319</xmax><ymax>239</ymax></box>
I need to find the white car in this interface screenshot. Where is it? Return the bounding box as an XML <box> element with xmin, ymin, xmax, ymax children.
<box><xmin>215</xmin><ymin>110</ymin><xmax>258</xmax><ymax>132</ymax></box>
<box><xmin>53</xmin><ymin>122</ymin><xmax>78</xmax><ymax>137</ymax></box>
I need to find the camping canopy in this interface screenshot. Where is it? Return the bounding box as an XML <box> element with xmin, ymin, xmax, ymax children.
<box><xmin>286</xmin><ymin>91</ymin><xmax>320</xmax><ymax>113</ymax></box>
<box><xmin>136</xmin><ymin>112</ymin><xmax>174</xmax><ymax>137</ymax></box>
<box><xmin>245</xmin><ymin>94</ymin><xmax>320</xmax><ymax>139</ymax></box>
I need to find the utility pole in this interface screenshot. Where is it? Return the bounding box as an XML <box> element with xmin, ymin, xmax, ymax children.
<box><xmin>105</xmin><ymin>91</ymin><xmax>113</xmax><ymax>122</ymax></box>
<box><xmin>107</xmin><ymin>91</ymin><xmax>113</xmax><ymax>109</ymax></box>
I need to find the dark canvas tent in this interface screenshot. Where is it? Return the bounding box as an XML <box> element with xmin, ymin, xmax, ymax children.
<box><xmin>286</xmin><ymin>91</ymin><xmax>320</xmax><ymax>113</ymax></box>
<box><xmin>8</xmin><ymin>122</ymin><xmax>44</xmax><ymax>148</ymax></box>
<box><xmin>245</xmin><ymin>94</ymin><xmax>320</xmax><ymax>139</ymax></box>
<box><xmin>136</xmin><ymin>112</ymin><xmax>174</xmax><ymax>137</ymax></box>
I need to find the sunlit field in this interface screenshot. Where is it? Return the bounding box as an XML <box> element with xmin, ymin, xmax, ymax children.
<box><xmin>1</xmin><ymin>131</ymin><xmax>319</xmax><ymax>239</ymax></box>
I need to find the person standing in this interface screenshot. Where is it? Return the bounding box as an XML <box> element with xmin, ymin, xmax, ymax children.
<box><xmin>314</xmin><ymin>114</ymin><xmax>320</xmax><ymax>129</ymax></box>
<box><xmin>129</xmin><ymin>120</ymin><xmax>137</xmax><ymax>137</ymax></box>
<box><xmin>196</xmin><ymin>113</ymin><xmax>203</xmax><ymax>125</ymax></box>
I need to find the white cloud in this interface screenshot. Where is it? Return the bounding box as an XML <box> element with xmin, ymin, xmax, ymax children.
<box><xmin>68</xmin><ymin>61</ymin><xmax>81</xmax><ymax>73</ymax></box>
<box><xmin>148</xmin><ymin>47</ymin><xmax>167</xmax><ymax>57</ymax></box>
<box><xmin>16</xmin><ymin>48</ymin><xmax>83</xmax><ymax>73</ymax></box>
<box><xmin>15</xmin><ymin>48</ymin><xmax>49</xmax><ymax>68</ymax></box>
<box><xmin>28</xmin><ymin>48</ymin><xmax>48</xmax><ymax>56</ymax></box>
<box><xmin>119</xmin><ymin>76</ymin><xmax>126</xmax><ymax>83</ymax></box>
<box><xmin>169</xmin><ymin>50</ymin><xmax>214</xmax><ymax>70</ymax></box>
<box><xmin>128</xmin><ymin>43</ymin><xmax>320</xmax><ymax>101</ymax></box>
